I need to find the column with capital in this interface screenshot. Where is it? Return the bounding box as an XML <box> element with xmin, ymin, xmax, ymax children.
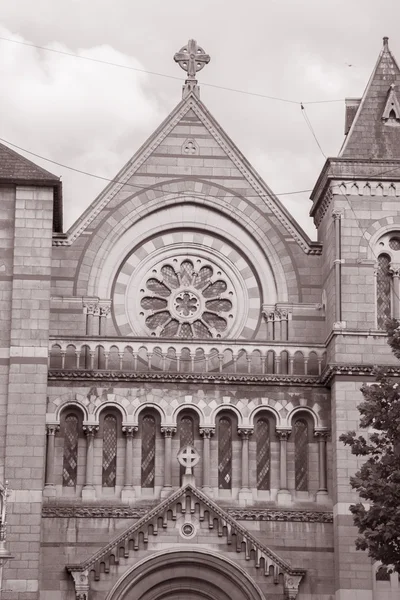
<box><xmin>44</xmin><ymin>424</ymin><xmax>60</xmax><ymax>498</ymax></box>
<box><xmin>276</xmin><ymin>429</ymin><xmax>292</xmax><ymax>505</ymax></box>
<box><xmin>99</xmin><ymin>302</ymin><xmax>111</xmax><ymax>336</ymax></box>
<box><xmin>161</xmin><ymin>427</ymin><xmax>176</xmax><ymax>498</ymax></box>
<box><xmin>200</xmin><ymin>428</ymin><xmax>214</xmax><ymax>495</ymax></box>
<box><xmin>82</xmin><ymin>425</ymin><xmax>98</xmax><ymax>501</ymax></box>
<box><xmin>314</xmin><ymin>430</ymin><xmax>329</xmax><ymax>503</ymax></box>
<box><xmin>390</xmin><ymin>264</ymin><xmax>400</xmax><ymax>318</ymax></box>
<box><xmin>121</xmin><ymin>426</ymin><xmax>138</xmax><ymax>502</ymax></box>
<box><xmin>238</xmin><ymin>429</ymin><xmax>253</xmax><ymax>505</ymax></box>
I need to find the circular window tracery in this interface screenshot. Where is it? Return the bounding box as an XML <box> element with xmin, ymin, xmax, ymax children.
<box><xmin>139</xmin><ymin>258</ymin><xmax>235</xmax><ymax>338</ymax></box>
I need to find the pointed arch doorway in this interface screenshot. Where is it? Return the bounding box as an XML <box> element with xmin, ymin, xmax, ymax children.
<box><xmin>106</xmin><ymin>549</ymin><xmax>267</xmax><ymax>600</ymax></box>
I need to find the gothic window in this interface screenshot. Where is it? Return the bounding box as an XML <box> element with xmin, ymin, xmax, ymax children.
<box><xmin>376</xmin><ymin>253</ymin><xmax>392</xmax><ymax>329</ymax></box>
<box><xmin>179</xmin><ymin>415</ymin><xmax>194</xmax><ymax>483</ymax></box>
<box><xmin>218</xmin><ymin>417</ymin><xmax>232</xmax><ymax>489</ymax></box>
<box><xmin>102</xmin><ymin>415</ymin><xmax>117</xmax><ymax>487</ymax></box>
<box><xmin>62</xmin><ymin>414</ymin><xmax>79</xmax><ymax>487</ymax></box>
<box><xmin>141</xmin><ymin>415</ymin><xmax>156</xmax><ymax>488</ymax></box>
<box><xmin>294</xmin><ymin>419</ymin><xmax>308</xmax><ymax>492</ymax></box>
<box><xmin>256</xmin><ymin>418</ymin><xmax>270</xmax><ymax>490</ymax></box>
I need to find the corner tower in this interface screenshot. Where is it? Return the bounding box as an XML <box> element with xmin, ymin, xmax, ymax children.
<box><xmin>311</xmin><ymin>37</ymin><xmax>400</xmax><ymax>600</ymax></box>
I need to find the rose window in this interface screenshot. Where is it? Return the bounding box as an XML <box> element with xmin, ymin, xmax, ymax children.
<box><xmin>138</xmin><ymin>258</ymin><xmax>235</xmax><ymax>338</ymax></box>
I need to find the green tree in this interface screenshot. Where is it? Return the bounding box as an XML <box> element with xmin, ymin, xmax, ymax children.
<box><xmin>339</xmin><ymin>319</ymin><xmax>400</xmax><ymax>572</ymax></box>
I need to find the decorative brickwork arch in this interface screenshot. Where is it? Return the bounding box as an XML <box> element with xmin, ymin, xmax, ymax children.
<box><xmin>75</xmin><ymin>189</ymin><xmax>293</xmax><ymax>304</ymax></box>
<box><xmin>105</xmin><ymin>549</ymin><xmax>267</xmax><ymax>600</ymax></box>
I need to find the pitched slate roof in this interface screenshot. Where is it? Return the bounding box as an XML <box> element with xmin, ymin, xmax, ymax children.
<box><xmin>340</xmin><ymin>37</ymin><xmax>400</xmax><ymax>159</ymax></box>
<box><xmin>0</xmin><ymin>141</ymin><xmax>64</xmax><ymax>232</ymax></box>
<box><xmin>0</xmin><ymin>141</ymin><xmax>59</xmax><ymax>182</ymax></box>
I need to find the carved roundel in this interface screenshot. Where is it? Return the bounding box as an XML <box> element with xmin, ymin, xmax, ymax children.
<box><xmin>112</xmin><ymin>233</ymin><xmax>261</xmax><ymax>339</ymax></box>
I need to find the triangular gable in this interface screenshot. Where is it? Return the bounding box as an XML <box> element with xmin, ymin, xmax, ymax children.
<box><xmin>67</xmin><ymin>484</ymin><xmax>305</xmax><ymax>596</ymax></box>
<box><xmin>340</xmin><ymin>37</ymin><xmax>400</xmax><ymax>158</ymax></box>
<box><xmin>64</xmin><ymin>92</ymin><xmax>317</xmax><ymax>254</ymax></box>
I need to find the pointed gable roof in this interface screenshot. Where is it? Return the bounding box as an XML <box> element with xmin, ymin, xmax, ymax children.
<box><xmin>0</xmin><ymin>141</ymin><xmax>59</xmax><ymax>183</ymax></box>
<box><xmin>340</xmin><ymin>37</ymin><xmax>400</xmax><ymax>159</ymax></box>
<box><xmin>64</xmin><ymin>91</ymin><xmax>320</xmax><ymax>254</ymax></box>
<box><xmin>0</xmin><ymin>141</ymin><xmax>63</xmax><ymax>233</ymax></box>
<box><xmin>67</xmin><ymin>484</ymin><xmax>305</xmax><ymax>594</ymax></box>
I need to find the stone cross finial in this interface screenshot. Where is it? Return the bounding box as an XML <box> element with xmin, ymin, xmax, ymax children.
<box><xmin>174</xmin><ymin>39</ymin><xmax>210</xmax><ymax>79</ymax></box>
<box><xmin>174</xmin><ymin>39</ymin><xmax>210</xmax><ymax>99</ymax></box>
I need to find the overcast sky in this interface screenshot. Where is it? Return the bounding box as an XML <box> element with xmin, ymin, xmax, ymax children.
<box><xmin>0</xmin><ymin>0</ymin><xmax>399</xmax><ymax>238</ymax></box>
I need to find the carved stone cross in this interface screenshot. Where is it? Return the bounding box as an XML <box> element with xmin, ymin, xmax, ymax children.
<box><xmin>174</xmin><ymin>39</ymin><xmax>210</xmax><ymax>80</ymax></box>
<box><xmin>177</xmin><ymin>445</ymin><xmax>200</xmax><ymax>475</ymax></box>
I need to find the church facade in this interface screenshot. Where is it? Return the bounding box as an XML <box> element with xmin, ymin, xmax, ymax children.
<box><xmin>1</xmin><ymin>36</ymin><xmax>400</xmax><ymax>600</ymax></box>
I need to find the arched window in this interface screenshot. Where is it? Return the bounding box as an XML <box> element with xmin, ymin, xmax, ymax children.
<box><xmin>218</xmin><ymin>417</ymin><xmax>232</xmax><ymax>489</ymax></box>
<box><xmin>102</xmin><ymin>415</ymin><xmax>117</xmax><ymax>487</ymax></box>
<box><xmin>294</xmin><ymin>419</ymin><xmax>308</xmax><ymax>491</ymax></box>
<box><xmin>179</xmin><ymin>415</ymin><xmax>194</xmax><ymax>484</ymax></box>
<box><xmin>62</xmin><ymin>414</ymin><xmax>79</xmax><ymax>487</ymax></box>
<box><xmin>141</xmin><ymin>415</ymin><xmax>156</xmax><ymax>488</ymax></box>
<box><xmin>256</xmin><ymin>418</ymin><xmax>270</xmax><ymax>490</ymax></box>
<box><xmin>377</xmin><ymin>253</ymin><xmax>392</xmax><ymax>329</ymax></box>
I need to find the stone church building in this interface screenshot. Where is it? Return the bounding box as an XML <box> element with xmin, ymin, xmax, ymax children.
<box><xmin>1</xmin><ymin>35</ymin><xmax>400</xmax><ymax>600</ymax></box>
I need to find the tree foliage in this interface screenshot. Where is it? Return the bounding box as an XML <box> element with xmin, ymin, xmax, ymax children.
<box><xmin>339</xmin><ymin>319</ymin><xmax>400</xmax><ymax>572</ymax></box>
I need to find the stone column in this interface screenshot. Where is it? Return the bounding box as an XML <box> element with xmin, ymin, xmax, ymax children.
<box><xmin>390</xmin><ymin>264</ymin><xmax>400</xmax><ymax>319</ymax></box>
<box><xmin>99</xmin><ymin>302</ymin><xmax>111</xmax><ymax>336</ymax></box>
<box><xmin>44</xmin><ymin>424</ymin><xmax>59</xmax><ymax>497</ymax></box>
<box><xmin>200</xmin><ymin>428</ymin><xmax>214</xmax><ymax>495</ymax></box>
<box><xmin>332</xmin><ymin>210</ymin><xmax>343</xmax><ymax>326</ymax></box>
<box><xmin>276</xmin><ymin>429</ymin><xmax>292</xmax><ymax>505</ymax></box>
<box><xmin>82</xmin><ymin>425</ymin><xmax>98</xmax><ymax>501</ymax></box>
<box><xmin>121</xmin><ymin>426</ymin><xmax>138</xmax><ymax>502</ymax></box>
<box><xmin>161</xmin><ymin>427</ymin><xmax>176</xmax><ymax>498</ymax></box>
<box><xmin>238</xmin><ymin>429</ymin><xmax>253</xmax><ymax>505</ymax></box>
<box><xmin>315</xmin><ymin>430</ymin><xmax>329</xmax><ymax>503</ymax></box>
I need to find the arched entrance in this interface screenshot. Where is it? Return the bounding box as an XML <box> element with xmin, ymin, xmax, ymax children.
<box><xmin>106</xmin><ymin>549</ymin><xmax>267</xmax><ymax>600</ymax></box>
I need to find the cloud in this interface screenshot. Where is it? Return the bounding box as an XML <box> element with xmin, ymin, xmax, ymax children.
<box><xmin>0</xmin><ymin>26</ymin><xmax>162</xmax><ymax>227</ymax></box>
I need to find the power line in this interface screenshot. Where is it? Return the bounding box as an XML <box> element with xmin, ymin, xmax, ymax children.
<box><xmin>0</xmin><ymin>136</ymin><xmax>313</xmax><ymax>198</ymax></box>
<box><xmin>0</xmin><ymin>35</ymin><xmax>345</xmax><ymax>106</ymax></box>
<box><xmin>300</xmin><ymin>104</ymin><xmax>327</xmax><ymax>159</ymax></box>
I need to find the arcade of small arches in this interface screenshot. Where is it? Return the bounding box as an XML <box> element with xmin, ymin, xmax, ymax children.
<box><xmin>49</xmin><ymin>343</ymin><xmax>327</xmax><ymax>377</ymax></box>
<box><xmin>44</xmin><ymin>402</ymin><xmax>330</xmax><ymax>504</ymax></box>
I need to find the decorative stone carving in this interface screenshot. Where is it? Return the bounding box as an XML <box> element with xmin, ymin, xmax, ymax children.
<box><xmin>276</xmin><ymin>429</ymin><xmax>291</xmax><ymax>441</ymax></box>
<box><xmin>182</xmin><ymin>138</ymin><xmax>199</xmax><ymax>155</ymax></box>
<box><xmin>284</xmin><ymin>573</ymin><xmax>304</xmax><ymax>599</ymax></box>
<box><xmin>160</xmin><ymin>426</ymin><xmax>177</xmax><ymax>438</ymax></box>
<box><xmin>174</xmin><ymin>39</ymin><xmax>210</xmax><ymax>79</ymax></box>
<box><xmin>199</xmin><ymin>428</ymin><xmax>214</xmax><ymax>438</ymax></box>
<box><xmin>43</xmin><ymin>504</ymin><xmax>333</xmax><ymax>522</ymax></box>
<box><xmin>71</xmin><ymin>569</ymin><xmax>89</xmax><ymax>600</ymax></box>
<box><xmin>122</xmin><ymin>426</ymin><xmax>138</xmax><ymax>437</ymax></box>
<box><xmin>42</xmin><ymin>505</ymin><xmax>147</xmax><ymax>518</ymax></box>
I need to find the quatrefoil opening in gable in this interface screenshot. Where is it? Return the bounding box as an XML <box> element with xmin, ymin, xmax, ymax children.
<box><xmin>182</xmin><ymin>138</ymin><xmax>199</xmax><ymax>155</ymax></box>
<box><xmin>382</xmin><ymin>84</ymin><xmax>400</xmax><ymax>126</ymax></box>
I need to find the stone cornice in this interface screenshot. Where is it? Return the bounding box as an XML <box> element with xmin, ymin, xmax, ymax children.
<box><xmin>48</xmin><ymin>369</ymin><xmax>321</xmax><ymax>387</ymax></box>
<box><xmin>310</xmin><ymin>158</ymin><xmax>400</xmax><ymax>216</ymax></box>
<box><xmin>320</xmin><ymin>363</ymin><xmax>400</xmax><ymax>385</ymax></box>
<box><xmin>42</xmin><ymin>504</ymin><xmax>333</xmax><ymax>523</ymax></box>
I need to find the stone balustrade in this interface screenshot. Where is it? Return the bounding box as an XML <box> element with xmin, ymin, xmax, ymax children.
<box><xmin>49</xmin><ymin>338</ymin><xmax>326</xmax><ymax>377</ymax></box>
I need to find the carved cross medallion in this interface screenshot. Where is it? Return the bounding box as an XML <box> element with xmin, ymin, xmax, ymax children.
<box><xmin>174</xmin><ymin>39</ymin><xmax>210</xmax><ymax>79</ymax></box>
